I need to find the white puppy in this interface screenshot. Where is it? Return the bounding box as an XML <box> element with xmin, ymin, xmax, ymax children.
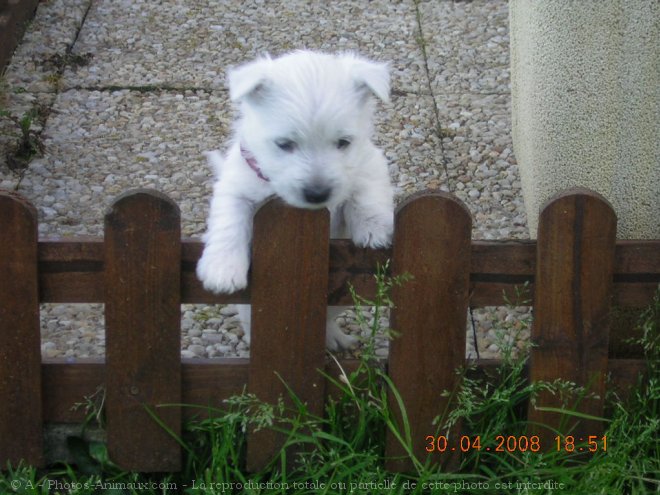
<box><xmin>197</xmin><ymin>50</ymin><xmax>394</xmax><ymax>350</ymax></box>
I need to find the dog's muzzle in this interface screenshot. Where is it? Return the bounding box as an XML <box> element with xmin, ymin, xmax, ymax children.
<box><xmin>303</xmin><ymin>184</ymin><xmax>332</xmax><ymax>204</ymax></box>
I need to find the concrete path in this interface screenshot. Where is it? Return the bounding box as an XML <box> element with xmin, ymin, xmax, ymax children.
<box><xmin>0</xmin><ymin>0</ymin><xmax>527</xmax><ymax>360</ymax></box>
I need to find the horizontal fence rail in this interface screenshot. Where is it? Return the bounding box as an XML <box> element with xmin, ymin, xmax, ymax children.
<box><xmin>0</xmin><ymin>187</ymin><xmax>658</xmax><ymax>471</ymax></box>
<box><xmin>36</xmin><ymin>238</ymin><xmax>657</xmax><ymax>307</ymax></box>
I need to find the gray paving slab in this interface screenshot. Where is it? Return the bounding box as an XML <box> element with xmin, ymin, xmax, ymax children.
<box><xmin>64</xmin><ymin>0</ymin><xmax>424</xmax><ymax>92</ymax></box>
<box><xmin>28</xmin><ymin>88</ymin><xmax>227</xmax><ymax>236</ymax></box>
<box><xmin>3</xmin><ymin>0</ymin><xmax>91</xmax><ymax>92</ymax></box>
<box><xmin>434</xmin><ymin>93</ymin><xmax>525</xmax><ymax>240</ymax></box>
<box><xmin>419</xmin><ymin>0</ymin><xmax>510</xmax><ymax>95</ymax></box>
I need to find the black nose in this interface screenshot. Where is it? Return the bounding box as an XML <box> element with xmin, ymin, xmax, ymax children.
<box><xmin>303</xmin><ymin>184</ymin><xmax>331</xmax><ymax>204</ymax></box>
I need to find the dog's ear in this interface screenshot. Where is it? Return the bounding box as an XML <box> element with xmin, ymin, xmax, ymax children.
<box><xmin>346</xmin><ymin>55</ymin><xmax>390</xmax><ymax>104</ymax></box>
<box><xmin>228</xmin><ymin>56</ymin><xmax>273</xmax><ymax>102</ymax></box>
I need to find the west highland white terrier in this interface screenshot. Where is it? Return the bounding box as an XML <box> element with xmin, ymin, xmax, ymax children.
<box><xmin>196</xmin><ymin>50</ymin><xmax>394</xmax><ymax>350</ymax></box>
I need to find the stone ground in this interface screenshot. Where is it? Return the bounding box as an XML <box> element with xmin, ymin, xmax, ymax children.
<box><xmin>1</xmin><ymin>0</ymin><xmax>531</xmax><ymax>361</ymax></box>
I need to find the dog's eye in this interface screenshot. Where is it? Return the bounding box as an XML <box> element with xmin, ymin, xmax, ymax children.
<box><xmin>275</xmin><ymin>139</ymin><xmax>297</xmax><ymax>153</ymax></box>
<box><xmin>336</xmin><ymin>138</ymin><xmax>352</xmax><ymax>150</ymax></box>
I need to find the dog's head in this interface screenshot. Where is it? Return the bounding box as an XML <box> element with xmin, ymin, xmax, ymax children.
<box><xmin>228</xmin><ymin>50</ymin><xmax>390</xmax><ymax>209</ymax></box>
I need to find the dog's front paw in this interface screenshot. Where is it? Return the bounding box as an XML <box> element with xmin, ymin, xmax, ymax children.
<box><xmin>196</xmin><ymin>250</ymin><xmax>249</xmax><ymax>294</ymax></box>
<box><xmin>326</xmin><ymin>321</ymin><xmax>359</xmax><ymax>351</ymax></box>
<box><xmin>351</xmin><ymin>214</ymin><xmax>393</xmax><ymax>249</ymax></box>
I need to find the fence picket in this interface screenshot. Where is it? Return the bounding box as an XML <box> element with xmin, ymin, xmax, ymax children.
<box><xmin>528</xmin><ymin>189</ymin><xmax>616</xmax><ymax>448</ymax></box>
<box><xmin>386</xmin><ymin>192</ymin><xmax>472</xmax><ymax>471</ymax></box>
<box><xmin>247</xmin><ymin>199</ymin><xmax>329</xmax><ymax>472</ymax></box>
<box><xmin>104</xmin><ymin>190</ymin><xmax>182</xmax><ymax>471</ymax></box>
<box><xmin>0</xmin><ymin>191</ymin><xmax>43</xmax><ymax>466</ymax></box>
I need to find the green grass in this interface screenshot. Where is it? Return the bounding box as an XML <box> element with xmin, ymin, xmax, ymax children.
<box><xmin>2</xmin><ymin>280</ymin><xmax>658</xmax><ymax>495</ymax></box>
<box><xmin>0</xmin><ymin>107</ymin><xmax>45</xmax><ymax>170</ymax></box>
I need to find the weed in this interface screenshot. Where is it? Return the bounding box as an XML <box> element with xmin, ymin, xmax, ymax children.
<box><xmin>71</xmin><ymin>386</ymin><xmax>107</xmax><ymax>430</ymax></box>
<box><xmin>348</xmin><ymin>260</ymin><xmax>412</xmax><ymax>360</ymax></box>
<box><xmin>1</xmin><ymin>107</ymin><xmax>45</xmax><ymax>170</ymax></box>
<box><xmin>44</xmin><ymin>52</ymin><xmax>93</xmax><ymax>71</ymax></box>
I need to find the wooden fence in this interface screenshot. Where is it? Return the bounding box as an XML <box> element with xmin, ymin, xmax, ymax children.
<box><xmin>0</xmin><ymin>187</ymin><xmax>657</xmax><ymax>472</ymax></box>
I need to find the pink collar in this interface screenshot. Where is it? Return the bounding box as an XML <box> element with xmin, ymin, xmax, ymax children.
<box><xmin>240</xmin><ymin>145</ymin><xmax>269</xmax><ymax>182</ymax></box>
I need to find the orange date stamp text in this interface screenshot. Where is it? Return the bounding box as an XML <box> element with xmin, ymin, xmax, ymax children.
<box><xmin>425</xmin><ymin>435</ymin><xmax>608</xmax><ymax>453</ymax></box>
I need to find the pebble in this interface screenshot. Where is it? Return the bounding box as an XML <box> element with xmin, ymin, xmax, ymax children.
<box><xmin>219</xmin><ymin>306</ymin><xmax>238</xmax><ymax>317</ymax></box>
<box><xmin>188</xmin><ymin>345</ymin><xmax>205</xmax><ymax>357</ymax></box>
<box><xmin>375</xmin><ymin>348</ymin><xmax>389</xmax><ymax>358</ymax></box>
<box><xmin>203</xmin><ymin>333</ymin><xmax>223</xmax><ymax>344</ymax></box>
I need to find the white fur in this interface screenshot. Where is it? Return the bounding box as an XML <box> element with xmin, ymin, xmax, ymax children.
<box><xmin>197</xmin><ymin>51</ymin><xmax>394</xmax><ymax>350</ymax></box>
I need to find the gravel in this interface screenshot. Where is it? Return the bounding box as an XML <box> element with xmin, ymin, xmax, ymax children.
<box><xmin>1</xmin><ymin>0</ymin><xmax>530</xmax><ymax>361</ymax></box>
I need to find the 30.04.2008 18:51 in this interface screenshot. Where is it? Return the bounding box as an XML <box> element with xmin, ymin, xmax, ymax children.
<box><xmin>424</xmin><ymin>435</ymin><xmax>608</xmax><ymax>453</ymax></box>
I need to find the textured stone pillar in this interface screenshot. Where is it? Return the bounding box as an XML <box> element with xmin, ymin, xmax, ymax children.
<box><xmin>510</xmin><ymin>0</ymin><xmax>658</xmax><ymax>238</ymax></box>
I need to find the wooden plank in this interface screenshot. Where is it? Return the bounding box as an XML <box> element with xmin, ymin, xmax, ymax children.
<box><xmin>327</xmin><ymin>240</ymin><xmax>391</xmax><ymax>305</ymax></box>
<box><xmin>42</xmin><ymin>358</ymin><xmax>250</xmax><ymax>423</ymax></box>
<box><xmin>386</xmin><ymin>191</ymin><xmax>472</xmax><ymax>471</ymax></box>
<box><xmin>470</xmin><ymin>240</ymin><xmax>536</xmax><ymax>275</ymax></box>
<box><xmin>611</xmin><ymin>240</ymin><xmax>659</xmax><ymax>308</ymax></box>
<box><xmin>0</xmin><ymin>191</ymin><xmax>43</xmax><ymax>466</ymax></box>
<box><xmin>41</xmin><ymin>360</ymin><xmax>105</xmax><ymax>424</ymax></box>
<box><xmin>180</xmin><ymin>358</ymin><xmax>249</xmax><ymax>418</ymax></box>
<box><xmin>612</xmin><ymin>283</ymin><xmax>659</xmax><ymax>308</ymax></box>
<box><xmin>104</xmin><ymin>190</ymin><xmax>182</xmax><ymax>471</ymax></box>
<box><xmin>247</xmin><ymin>199</ymin><xmax>330</xmax><ymax>472</ymax></box>
<box><xmin>469</xmin><ymin>240</ymin><xmax>535</xmax><ymax>306</ymax></box>
<box><xmin>38</xmin><ymin>238</ymin><xmax>103</xmax><ymax>303</ymax></box>
<box><xmin>40</xmin><ymin>357</ymin><xmax>646</xmax><ymax>423</ymax></box>
<box><xmin>528</xmin><ymin>188</ymin><xmax>617</xmax><ymax>446</ymax></box>
<box><xmin>613</xmin><ymin>240</ymin><xmax>660</xmax><ymax>275</ymax></box>
<box><xmin>37</xmin><ymin>238</ymin><xmax>658</xmax><ymax>307</ymax></box>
